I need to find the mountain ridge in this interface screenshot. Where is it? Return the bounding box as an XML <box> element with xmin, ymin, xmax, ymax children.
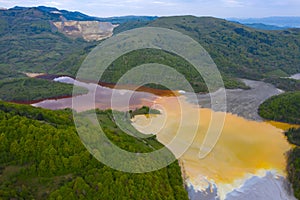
<box><xmin>1</xmin><ymin>7</ymin><xmax>300</xmax><ymax>94</ymax></box>
<box><xmin>6</xmin><ymin>6</ymin><xmax>158</xmax><ymax>24</ymax></box>
<box><xmin>229</xmin><ymin>16</ymin><xmax>300</xmax><ymax>28</ymax></box>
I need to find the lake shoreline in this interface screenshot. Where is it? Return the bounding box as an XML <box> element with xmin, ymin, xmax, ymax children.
<box><xmin>184</xmin><ymin>168</ymin><xmax>296</xmax><ymax>200</ymax></box>
<box><xmin>19</xmin><ymin>74</ymin><xmax>298</xmax><ymax>200</ymax></box>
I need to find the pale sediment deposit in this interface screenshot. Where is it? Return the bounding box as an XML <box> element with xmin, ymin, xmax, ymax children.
<box><xmin>186</xmin><ymin>79</ymin><xmax>283</xmax><ymax>121</ymax></box>
<box><xmin>52</xmin><ymin>21</ymin><xmax>118</xmax><ymax>41</ymax></box>
<box><xmin>290</xmin><ymin>73</ymin><xmax>300</xmax><ymax>80</ymax></box>
<box><xmin>25</xmin><ymin>72</ymin><xmax>45</xmax><ymax>78</ymax></box>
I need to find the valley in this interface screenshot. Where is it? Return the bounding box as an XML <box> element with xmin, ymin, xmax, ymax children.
<box><xmin>28</xmin><ymin>75</ymin><xmax>299</xmax><ymax>199</ymax></box>
<box><xmin>0</xmin><ymin>5</ymin><xmax>300</xmax><ymax>200</ymax></box>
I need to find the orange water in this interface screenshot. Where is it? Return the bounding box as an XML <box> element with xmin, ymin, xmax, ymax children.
<box><xmin>266</xmin><ymin>121</ymin><xmax>300</xmax><ymax>131</ymax></box>
<box><xmin>133</xmin><ymin>96</ymin><xmax>293</xmax><ymax>185</ymax></box>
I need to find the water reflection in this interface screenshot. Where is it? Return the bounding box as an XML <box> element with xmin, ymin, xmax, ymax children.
<box><xmin>32</xmin><ymin>77</ymin><xmax>159</xmax><ymax>112</ymax></box>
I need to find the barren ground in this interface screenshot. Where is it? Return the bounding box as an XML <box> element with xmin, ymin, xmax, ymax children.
<box><xmin>186</xmin><ymin>79</ymin><xmax>283</xmax><ymax>121</ymax></box>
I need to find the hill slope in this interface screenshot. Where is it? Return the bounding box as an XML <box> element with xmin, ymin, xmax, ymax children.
<box><xmin>258</xmin><ymin>91</ymin><xmax>300</xmax><ymax>199</ymax></box>
<box><xmin>243</xmin><ymin>23</ymin><xmax>289</xmax><ymax>31</ymax></box>
<box><xmin>0</xmin><ymin>7</ymin><xmax>156</xmax><ymax>77</ymax></box>
<box><xmin>36</xmin><ymin>6</ymin><xmax>158</xmax><ymax>23</ymax></box>
<box><xmin>0</xmin><ymin>7</ymin><xmax>96</xmax><ymax>75</ymax></box>
<box><xmin>113</xmin><ymin>16</ymin><xmax>300</xmax><ymax>92</ymax></box>
<box><xmin>0</xmin><ymin>102</ymin><xmax>188</xmax><ymax>199</ymax></box>
<box><xmin>2</xmin><ymin>10</ymin><xmax>300</xmax><ymax>99</ymax></box>
<box><xmin>258</xmin><ymin>92</ymin><xmax>300</xmax><ymax>124</ymax></box>
<box><xmin>147</xmin><ymin>16</ymin><xmax>300</xmax><ymax>79</ymax></box>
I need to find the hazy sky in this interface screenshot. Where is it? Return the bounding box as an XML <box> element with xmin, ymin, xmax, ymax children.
<box><xmin>0</xmin><ymin>0</ymin><xmax>299</xmax><ymax>18</ymax></box>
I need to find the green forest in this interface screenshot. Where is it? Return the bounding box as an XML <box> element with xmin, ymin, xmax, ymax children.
<box><xmin>129</xmin><ymin>106</ymin><xmax>161</xmax><ymax>118</ymax></box>
<box><xmin>0</xmin><ymin>7</ymin><xmax>96</xmax><ymax>76</ymax></box>
<box><xmin>2</xmin><ymin>6</ymin><xmax>300</xmax><ymax>199</ymax></box>
<box><xmin>286</xmin><ymin>128</ymin><xmax>300</xmax><ymax>199</ymax></box>
<box><xmin>1</xmin><ymin>8</ymin><xmax>300</xmax><ymax>100</ymax></box>
<box><xmin>258</xmin><ymin>92</ymin><xmax>300</xmax><ymax>199</ymax></box>
<box><xmin>0</xmin><ymin>101</ymin><xmax>188</xmax><ymax>199</ymax></box>
<box><xmin>116</xmin><ymin>16</ymin><xmax>300</xmax><ymax>80</ymax></box>
<box><xmin>258</xmin><ymin>92</ymin><xmax>300</xmax><ymax>124</ymax></box>
<box><xmin>0</xmin><ymin>78</ymin><xmax>88</xmax><ymax>102</ymax></box>
<box><xmin>101</xmin><ymin>48</ymin><xmax>249</xmax><ymax>93</ymax></box>
<box><xmin>264</xmin><ymin>77</ymin><xmax>300</xmax><ymax>91</ymax></box>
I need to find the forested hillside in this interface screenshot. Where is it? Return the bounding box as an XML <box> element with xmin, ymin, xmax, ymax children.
<box><xmin>264</xmin><ymin>77</ymin><xmax>300</xmax><ymax>91</ymax></box>
<box><xmin>115</xmin><ymin>16</ymin><xmax>300</xmax><ymax>90</ymax></box>
<box><xmin>101</xmin><ymin>48</ymin><xmax>249</xmax><ymax>93</ymax></box>
<box><xmin>1</xmin><ymin>8</ymin><xmax>300</xmax><ymax>96</ymax></box>
<box><xmin>1</xmin><ymin>8</ymin><xmax>300</xmax><ymax>92</ymax></box>
<box><xmin>0</xmin><ymin>7</ymin><xmax>98</xmax><ymax>102</ymax></box>
<box><xmin>0</xmin><ymin>78</ymin><xmax>88</xmax><ymax>102</ymax></box>
<box><xmin>0</xmin><ymin>102</ymin><xmax>188</xmax><ymax>199</ymax></box>
<box><xmin>148</xmin><ymin>16</ymin><xmax>300</xmax><ymax>79</ymax></box>
<box><xmin>258</xmin><ymin>92</ymin><xmax>300</xmax><ymax>124</ymax></box>
<box><xmin>0</xmin><ymin>7</ymin><xmax>95</xmax><ymax>75</ymax></box>
<box><xmin>258</xmin><ymin>92</ymin><xmax>300</xmax><ymax>199</ymax></box>
<box><xmin>0</xmin><ymin>7</ymin><xmax>156</xmax><ymax>77</ymax></box>
<box><xmin>285</xmin><ymin>126</ymin><xmax>300</xmax><ymax>199</ymax></box>
<box><xmin>2</xmin><ymin>6</ymin><xmax>300</xmax><ymax>199</ymax></box>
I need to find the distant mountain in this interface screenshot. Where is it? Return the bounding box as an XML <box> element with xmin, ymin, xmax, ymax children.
<box><xmin>1</xmin><ymin>7</ymin><xmax>300</xmax><ymax>92</ymax></box>
<box><xmin>97</xmin><ymin>16</ymin><xmax>158</xmax><ymax>24</ymax></box>
<box><xmin>10</xmin><ymin>6</ymin><xmax>158</xmax><ymax>24</ymax></box>
<box><xmin>36</xmin><ymin>6</ymin><xmax>98</xmax><ymax>21</ymax></box>
<box><xmin>243</xmin><ymin>23</ymin><xmax>289</xmax><ymax>30</ymax></box>
<box><xmin>229</xmin><ymin>16</ymin><xmax>300</xmax><ymax>28</ymax></box>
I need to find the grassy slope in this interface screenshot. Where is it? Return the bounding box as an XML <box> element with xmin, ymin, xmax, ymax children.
<box><xmin>0</xmin><ymin>101</ymin><xmax>188</xmax><ymax>199</ymax></box>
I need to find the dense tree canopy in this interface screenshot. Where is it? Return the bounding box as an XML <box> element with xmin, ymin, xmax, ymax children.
<box><xmin>258</xmin><ymin>92</ymin><xmax>300</xmax><ymax>124</ymax></box>
<box><xmin>2</xmin><ymin>10</ymin><xmax>300</xmax><ymax>99</ymax></box>
<box><xmin>286</xmin><ymin>128</ymin><xmax>300</xmax><ymax>199</ymax></box>
<box><xmin>259</xmin><ymin>92</ymin><xmax>300</xmax><ymax>199</ymax></box>
<box><xmin>0</xmin><ymin>78</ymin><xmax>88</xmax><ymax>102</ymax></box>
<box><xmin>0</xmin><ymin>102</ymin><xmax>188</xmax><ymax>199</ymax></box>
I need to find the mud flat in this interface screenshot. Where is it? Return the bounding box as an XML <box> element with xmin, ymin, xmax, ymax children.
<box><xmin>52</xmin><ymin>21</ymin><xmax>118</xmax><ymax>41</ymax></box>
<box><xmin>186</xmin><ymin>79</ymin><xmax>283</xmax><ymax>121</ymax></box>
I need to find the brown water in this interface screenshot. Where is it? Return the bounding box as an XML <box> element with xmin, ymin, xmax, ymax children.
<box><xmin>32</xmin><ymin>77</ymin><xmax>167</xmax><ymax>112</ymax></box>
